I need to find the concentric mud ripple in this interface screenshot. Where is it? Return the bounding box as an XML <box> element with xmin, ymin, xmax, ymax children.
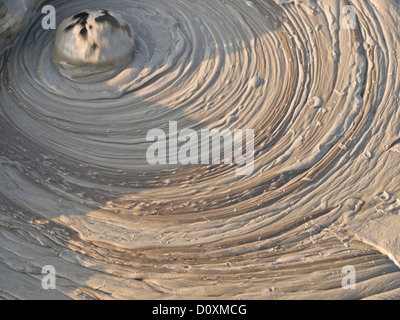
<box><xmin>1</xmin><ymin>0</ymin><xmax>400</xmax><ymax>299</ymax></box>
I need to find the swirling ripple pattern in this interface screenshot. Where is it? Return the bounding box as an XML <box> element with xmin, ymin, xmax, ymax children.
<box><xmin>1</xmin><ymin>0</ymin><xmax>400</xmax><ymax>299</ymax></box>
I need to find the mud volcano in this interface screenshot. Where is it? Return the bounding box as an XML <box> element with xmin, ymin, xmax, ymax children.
<box><xmin>0</xmin><ymin>0</ymin><xmax>400</xmax><ymax>300</ymax></box>
<box><xmin>53</xmin><ymin>10</ymin><xmax>135</xmax><ymax>80</ymax></box>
